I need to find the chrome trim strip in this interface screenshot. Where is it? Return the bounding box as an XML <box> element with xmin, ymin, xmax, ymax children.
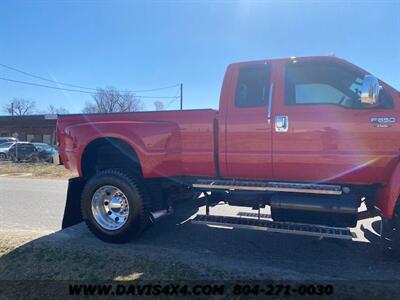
<box><xmin>267</xmin><ymin>83</ymin><xmax>274</xmax><ymax>120</ymax></box>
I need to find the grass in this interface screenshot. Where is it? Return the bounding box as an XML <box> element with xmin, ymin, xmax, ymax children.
<box><xmin>0</xmin><ymin>161</ymin><xmax>75</xmax><ymax>179</ymax></box>
<box><xmin>0</xmin><ymin>231</ymin><xmax>204</xmax><ymax>281</ymax></box>
<box><xmin>0</xmin><ymin>231</ymin><xmax>209</xmax><ymax>299</ymax></box>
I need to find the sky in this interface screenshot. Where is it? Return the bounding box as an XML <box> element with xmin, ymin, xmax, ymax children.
<box><xmin>0</xmin><ymin>0</ymin><xmax>399</xmax><ymax>114</ymax></box>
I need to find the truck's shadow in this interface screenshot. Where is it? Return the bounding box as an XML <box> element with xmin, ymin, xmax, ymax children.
<box><xmin>1</xmin><ymin>197</ymin><xmax>400</xmax><ymax>283</ymax></box>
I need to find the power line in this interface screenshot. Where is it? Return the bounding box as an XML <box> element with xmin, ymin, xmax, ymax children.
<box><xmin>165</xmin><ymin>86</ymin><xmax>181</xmax><ymax>109</ymax></box>
<box><xmin>0</xmin><ymin>76</ymin><xmax>94</xmax><ymax>93</ymax></box>
<box><xmin>123</xmin><ymin>83</ymin><xmax>180</xmax><ymax>93</ymax></box>
<box><xmin>0</xmin><ymin>63</ymin><xmax>97</xmax><ymax>91</ymax></box>
<box><xmin>0</xmin><ymin>76</ymin><xmax>179</xmax><ymax>99</ymax></box>
<box><xmin>0</xmin><ymin>62</ymin><xmax>180</xmax><ymax>93</ymax></box>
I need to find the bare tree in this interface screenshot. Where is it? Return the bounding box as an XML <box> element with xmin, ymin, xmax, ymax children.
<box><xmin>82</xmin><ymin>87</ymin><xmax>143</xmax><ymax>113</ymax></box>
<box><xmin>47</xmin><ymin>105</ymin><xmax>69</xmax><ymax>114</ymax></box>
<box><xmin>3</xmin><ymin>98</ymin><xmax>36</xmax><ymax>115</ymax></box>
<box><xmin>82</xmin><ymin>101</ymin><xmax>97</xmax><ymax>113</ymax></box>
<box><xmin>153</xmin><ymin>101</ymin><xmax>165</xmax><ymax>111</ymax></box>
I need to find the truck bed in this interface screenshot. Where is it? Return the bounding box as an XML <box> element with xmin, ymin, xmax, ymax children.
<box><xmin>57</xmin><ymin>109</ymin><xmax>218</xmax><ymax>178</ymax></box>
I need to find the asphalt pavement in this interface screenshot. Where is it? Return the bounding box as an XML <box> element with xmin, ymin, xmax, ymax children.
<box><xmin>0</xmin><ymin>177</ymin><xmax>67</xmax><ymax>230</ymax></box>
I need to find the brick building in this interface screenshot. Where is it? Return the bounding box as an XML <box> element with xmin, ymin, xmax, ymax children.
<box><xmin>0</xmin><ymin>114</ymin><xmax>57</xmax><ymax>144</ymax></box>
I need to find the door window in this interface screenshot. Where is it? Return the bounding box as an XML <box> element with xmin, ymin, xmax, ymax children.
<box><xmin>295</xmin><ymin>83</ymin><xmax>350</xmax><ymax>105</ymax></box>
<box><xmin>285</xmin><ymin>62</ymin><xmax>393</xmax><ymax>108</ymax></box>
<box><xmin>235</xmin><ymin>65</ymin><xmax>271</xmax><ymax>108</ymax></box>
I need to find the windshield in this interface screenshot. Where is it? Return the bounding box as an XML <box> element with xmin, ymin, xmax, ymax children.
<box><xmin>34</xmin><ymin>144</ymin><xmax>44</xmax><ymax>151</ymax></box>
<box><xmin>35</xmin><ymin>144</ymin><xmax>53</xmax><ymax>151</ymax></box>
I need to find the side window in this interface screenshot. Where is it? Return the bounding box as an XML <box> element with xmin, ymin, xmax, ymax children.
<box><xmin>295</xmin><ymin>83</ymin><xmax>350</xmax><ymax>104</ymax></box>
<box><xmin>285</xmin><ymin>62</ymin><xmax>393</xmax><ymax>108</ymax></box>
<box><xmin>235</xmin><ymin>65</ymin><xmax>270</xmax><ymax>108</ymax></box>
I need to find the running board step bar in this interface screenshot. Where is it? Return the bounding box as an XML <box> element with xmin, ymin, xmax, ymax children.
<box><xmin>237</xmin><ymin>212</ymin><xmax>271</xmax><ymax>219</ymax></box>
<box><xmin>192</xmin><ymin>214</ymin><xmax>355</xmax><ymax>240</ymax></box>
<box><xmin>193</xmin><ymin>179</ymin><xmax>345</xmax><ymax>195</ymax></box>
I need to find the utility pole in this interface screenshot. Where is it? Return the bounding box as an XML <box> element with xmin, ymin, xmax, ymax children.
<box><xmin>11</xmin><ymin>103</ymin><xmax>14</xmax><ymax>116</ymax></box>
<box><xmin>180</xmin><ymin>83</ymin><xmax>183</xmax><ymax>110</ymax></box>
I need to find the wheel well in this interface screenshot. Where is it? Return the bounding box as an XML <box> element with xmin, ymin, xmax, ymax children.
<box><xmin>81</xmin><ymin>137</ymin><xmax>142</xmax><ymax>178</ymax></box>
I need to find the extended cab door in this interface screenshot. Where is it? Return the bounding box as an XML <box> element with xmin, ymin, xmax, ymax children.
<box><xmin>272</xmin><ymin>59</ymin><xmax>399</xmax><ymax>184</ymax></box>
<box><xmin>222</xmin><ymin>63</ymin><xmax>273</xmax><ymax>179</ymax></box>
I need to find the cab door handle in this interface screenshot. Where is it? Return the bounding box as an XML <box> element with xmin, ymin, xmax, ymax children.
<box><xmin>275</xmin><ymin>116</ymin><xmax>289</xmax><ymax>132</ymax></box>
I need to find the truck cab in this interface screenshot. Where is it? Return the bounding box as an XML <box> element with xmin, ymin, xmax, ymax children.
<box><xmin>219</xmin><ymin>56</ymin><xmax>399</xmax><ymax>185</ymax></box>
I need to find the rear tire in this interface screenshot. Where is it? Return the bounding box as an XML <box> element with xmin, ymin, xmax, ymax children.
<box><xmin>81</xmin><ymin>169</ymin><xmax>151</xmax><ymax>243</ymax></box>
<box><xmin>0</xmin><ymin>153</ymin><xmax>6</xmax><ymax>160</ymax></box>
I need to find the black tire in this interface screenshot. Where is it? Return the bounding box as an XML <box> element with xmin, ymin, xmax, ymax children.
<box><xmin>81</xmin><ymin>169</ymin><xmax>152</xmax><ymax>243</ymax></box>
<box><xmin>0</xmin><ymin>153</ymin><xmax>6</xmax><ymax>161</ymax></box>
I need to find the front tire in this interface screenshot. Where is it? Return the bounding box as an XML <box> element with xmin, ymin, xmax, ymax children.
<box><xmin>81</xmin><ymin>169</ymin><xmax>151</xmax><ymax>243</ymax></box>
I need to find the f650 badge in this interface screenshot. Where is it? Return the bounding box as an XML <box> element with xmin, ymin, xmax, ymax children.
<box><xmin>370</xmin><ymin>117</ymin><xmax>396</xmax><ymax>128</ymax></box>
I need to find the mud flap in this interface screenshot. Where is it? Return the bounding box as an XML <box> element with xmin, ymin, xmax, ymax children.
<box><xmin>61</xmin><ymin>177</ymin><xmax>86</xmax><ymax>229</ymax></box>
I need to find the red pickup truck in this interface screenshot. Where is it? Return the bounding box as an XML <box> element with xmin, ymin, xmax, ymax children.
<box><xmin>58</xmin><ymin>56</ymin><xmax>400</xmax><ymax>252</ymax></box>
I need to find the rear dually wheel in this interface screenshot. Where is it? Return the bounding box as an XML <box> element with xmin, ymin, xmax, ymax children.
<box><xmin>81</xmin><ymin>169</ymin><xmax>151</xmax><ymax>243</ymax></box>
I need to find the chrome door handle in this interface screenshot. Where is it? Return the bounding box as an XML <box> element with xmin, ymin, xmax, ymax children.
<box><xmin>275</xmin><ymin>116</ymin><xmax>289</xmax><ymax>132</ymax></box>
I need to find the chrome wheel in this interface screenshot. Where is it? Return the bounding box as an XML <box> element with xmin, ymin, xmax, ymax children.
<box><xmin>91</xmin><ymin>185</ymin><xmax>130</xmax><ymax>231</ymax></box>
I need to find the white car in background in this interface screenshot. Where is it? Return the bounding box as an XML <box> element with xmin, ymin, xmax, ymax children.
<box><xmin>0</xmin><ymin>142</ymin><xmax>16</xmax><ymax>160</ymax></box>
<box><xmin>0</xmin><ymin>137</ymin><xmax>18</xmax><ymax>145</ymax></box>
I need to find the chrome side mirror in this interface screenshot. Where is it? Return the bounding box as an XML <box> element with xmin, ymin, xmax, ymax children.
<box><xmin>361</xmin><ymin>75</ymin><xmax>381</xmax><ymax>105</ymax></box>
